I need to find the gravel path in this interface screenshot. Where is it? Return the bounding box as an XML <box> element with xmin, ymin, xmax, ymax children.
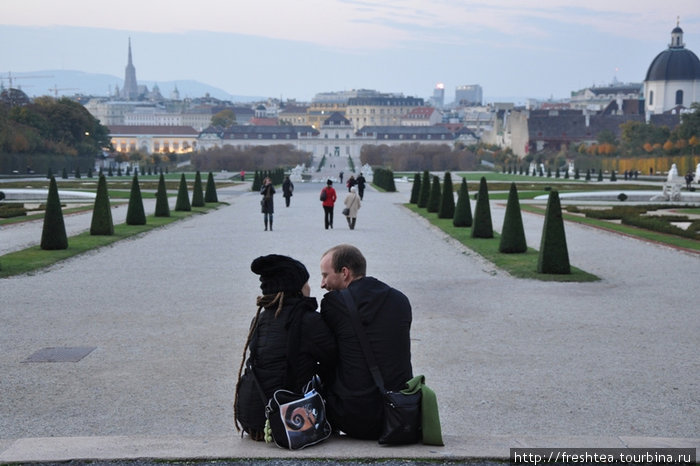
<box><xmin>0</xmin><ymin>179</ymin><xmax>697</xmax><ymax>462</ymax></box>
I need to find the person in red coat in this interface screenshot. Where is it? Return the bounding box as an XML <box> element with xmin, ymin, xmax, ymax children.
<box><xmin>320</xmin><ymin>179</ymin><xmax>337</xmax><ymax>229</ymax></box>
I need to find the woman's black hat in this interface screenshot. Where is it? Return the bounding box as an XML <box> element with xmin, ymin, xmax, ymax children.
<box><xmin>250</xmin><ymin>254</ymin><xmax>309</xmax><ymax>295</ymax></box>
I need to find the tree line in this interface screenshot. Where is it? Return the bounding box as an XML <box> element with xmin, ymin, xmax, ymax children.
<box><xmin>0</xmin><ymin>96</ymin><xmax>110</xmax><ymax>173</ymax></box>
<box><xmin>359</xmin><ymin>142</ymin><xmax>479</xmax><ymax>171</ymax></box>
<box><xmin>577</xmin><ymin>103</ymin><xmax>700</xmax><ymax>157</ymax></box>
<box><xmin>191</xmin><ymin>144</ymin><xmax>312</xmax><ymax>172</ymax></box>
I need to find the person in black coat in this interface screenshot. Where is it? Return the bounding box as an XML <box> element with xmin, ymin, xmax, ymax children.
<box><xmin>234</xmin><ymin>254</ymin><xmax>337</xmax><ymax>441</ymax></box>
<box><xmin>260</xmin><ymin>177</ymin><xmax>275</xmax><ymax>231</ymax></box>
<box><xmin>319</xmin><ymin>244</ymin><xmax>413</xmax><ymax>440</ymax></box>
<box><xmin>356</xmin><ymin>173</ymin><xmax>366</xmax><ymax>200</ymax></box>
<box><xmin>282</xmin><ymin>175</ymin><xmax>294</xmax><ymax>207</ymax></box>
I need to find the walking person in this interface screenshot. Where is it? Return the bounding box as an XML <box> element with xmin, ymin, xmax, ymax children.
<box><xmin>356</xmin><ymin>173</ymin><xmax>366</xmax><ymax>200</ymax></box>
<box><xmin>260</xmin><ymin>176</ymin><xmax>275</xmax><ymax>231</ymax></box>
<box><xmin>282</xmin><ymin>175</ymin><xmax>294</xmax><ymax>207</ymax></box>
<box><xmin>343</xmin><ymin>186</ymin><xmax>361</xmax><ymax>230</ymax></box>
<box><xmin>320</xmin><ymin>179</ymin><xmax>337</xmax><ymax>230</ymax></box>
<box><xmin>346</xmin><ymin>175</ymin><xmax>356</xmax><ymax>192</ymax></box>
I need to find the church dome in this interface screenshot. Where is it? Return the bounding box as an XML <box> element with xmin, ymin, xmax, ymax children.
<box><xmin>646</xmin><ymin>48</ymin><xmax>700</xmax><ymax>81</ymax></box>
<box><xmin>645</xmin><ymin>22</ymin><xmax>700</xmax><ymax>81</ymax></box>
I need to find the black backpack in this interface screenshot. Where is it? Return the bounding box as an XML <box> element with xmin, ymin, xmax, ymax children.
<box><xmin>320</xmin><ymin>188</ymin><xmax>327</xmax><ymax>201</ymax></box>
<box><xmin>234</xmin><ymin>304</ymin><xmax>305</xmax><ymax>440</ymax></box>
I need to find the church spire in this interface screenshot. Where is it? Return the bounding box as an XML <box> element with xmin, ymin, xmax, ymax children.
<box><xmin>122</xmin><ymin>37</ymin><xmax>139</xmax><ymax>100</ymax></box>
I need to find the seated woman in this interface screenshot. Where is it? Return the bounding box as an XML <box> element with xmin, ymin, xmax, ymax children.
<box><xmin>234</xmin><ymin>254</ymin><xmax>337</xmax><ymax>440</ymax></box>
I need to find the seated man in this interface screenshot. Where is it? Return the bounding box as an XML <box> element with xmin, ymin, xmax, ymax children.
<box><xmin>319</xmin><ymin>244</ymin><xmax>413</xmax><ymax>439</ymax></box>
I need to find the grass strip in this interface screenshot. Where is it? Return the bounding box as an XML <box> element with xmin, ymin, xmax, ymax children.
<box><xmin>0</xmin><ymin>205</ymin><xmax>222</xmax><ymax>278</ymax></box>
<box><xmin>520</xmin><ymin>204</ymin><xmax>700</xmax><ymax>252</ymax></box>
<box><xmin>404</xmin><ymin>203</ymin><xmax>599</xmax><ymax>282</ymax></box>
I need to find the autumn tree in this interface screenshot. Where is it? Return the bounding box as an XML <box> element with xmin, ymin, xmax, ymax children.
<box><xmin>210</xmin><ymin>109</ymin><xmax>236</xmax><ymax>128</ymax></box>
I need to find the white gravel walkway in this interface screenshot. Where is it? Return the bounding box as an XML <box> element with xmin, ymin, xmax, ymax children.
<box><xmin>0</xmin><ymin>179</ymin><xmax>697</xmax><ymax>462</ymax></box>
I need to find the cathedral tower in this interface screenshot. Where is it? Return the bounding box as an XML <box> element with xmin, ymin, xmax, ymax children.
<box><xmin>121</xmin><ymin>38</ymin><xmax>139</xmax><ymax>100</ymax></box>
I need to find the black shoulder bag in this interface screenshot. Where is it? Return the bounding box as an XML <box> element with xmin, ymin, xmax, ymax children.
<box><xmin>340</xmin><ymin>289</ymin><xmax>421</xmax><ymax>445</ymax></box>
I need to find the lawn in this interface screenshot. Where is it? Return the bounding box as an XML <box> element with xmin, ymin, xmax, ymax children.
<box><xmin>0</xmin><ymin>205</ymin><xmax>223</xmax><ymax>278</ymax></box>
<box><xmin>404</xmin><ymin>203</ymin><xmax>600</xmax><ymax>282</ymax></box>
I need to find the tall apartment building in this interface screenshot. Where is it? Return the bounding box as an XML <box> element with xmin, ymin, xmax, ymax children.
<box><xmin>430</xmin><ymin>83</ymin><xmax>445</xmax><ymax>108</ymax></box>
<box><xmin>455</xmin><ymin>84</ymin><xmax>483</xmax><ymax>106</ymax></box>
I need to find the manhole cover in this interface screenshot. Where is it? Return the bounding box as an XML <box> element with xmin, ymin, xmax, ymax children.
<box><xmin>23</xmin><ymin>346</ymin><xmax>96</xmax><ymax>363</ymax></box>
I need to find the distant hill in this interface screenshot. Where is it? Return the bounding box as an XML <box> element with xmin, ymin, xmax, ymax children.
<box><xmin>1</xmin><ymin>70</ymin><xmax>265</xmax><ymax>103</ymax></box>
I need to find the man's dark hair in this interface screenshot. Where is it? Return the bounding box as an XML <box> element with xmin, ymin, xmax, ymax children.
<box><xmin>324</xmin><ymin>244</ymin><xmax>366</xmax><ymax>277</ymax></box>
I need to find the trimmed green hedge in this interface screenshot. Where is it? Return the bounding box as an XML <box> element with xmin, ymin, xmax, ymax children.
<box><xmin>373</xmin><ymin>167</ymin><xmax>396</xmax><ymax>192</ymax></box>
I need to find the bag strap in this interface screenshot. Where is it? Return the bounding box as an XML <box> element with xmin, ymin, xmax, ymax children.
<box><xmin>340</xmin><ymin>289</ymin><xmax>386</xmax><ymax>393</ymax></box>
<box><xmin>282</xmin><ymin>300</ymin><xmax>306</xmax><ymax>389</ymax></box>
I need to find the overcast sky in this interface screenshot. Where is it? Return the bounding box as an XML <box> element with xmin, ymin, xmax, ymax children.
<box><xmin>1</xmin><ymin>0</ymin><xmax>699</xmax><ymax>104</ymax></box>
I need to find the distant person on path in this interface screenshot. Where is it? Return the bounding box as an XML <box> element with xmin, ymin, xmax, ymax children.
<box><xmin>282</xmin><ymin>175</ymin><xmax>294</xmax><ymax>207</ymax></box>
<box><xmin>343</xmin><ymin>186</ymin><xmax>361</xmax><ymax>230</ymax></box>
<box><xmin>339</xmin><ymin>171</ymin><xmax>344</xmax><ymax>183</ymax></box>
<box><xmin>320</xmin><ymin>179</ymin><xmax>337</xmax><ymax>229</ymax></box>
<box><xmin>346</xmin><ymin>175</ymin><xmax>356</xmax><ymax>192</ymax></box>
<box><xmin>260</xmin><ymin>176</ymin><xmax>275</xmax><ymax>231</ymax></box>
<box><xmin>234</xmin><ymin>254</ymin><xmax>336</xmax><ymax>441</ymax></box>
<box><xmin>318</xmin><ymin>244</ymin><xmax>413</xmax><ymax>440</ymax></box>
<box><xmin>356</xmin><ymin>173</ymin><xmax>366</xmax><ymax>200</ymax></box>
<box><xmin>685</xmin><ymin>171</ymin><xmax>694</xmax><ymax>190</ymax></box>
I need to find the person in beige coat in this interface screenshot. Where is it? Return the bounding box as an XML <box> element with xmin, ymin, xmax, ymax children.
<box><xmin>343</xmin><ymin>187</ymin><xmax>361</xmax><ymax>230</ymax></box>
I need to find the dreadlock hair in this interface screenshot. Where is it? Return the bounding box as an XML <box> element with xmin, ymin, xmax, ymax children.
<box><xmin>233</xmin><ymin>291</ymin><xmax>286</xmax><ymax>436</ymax></box>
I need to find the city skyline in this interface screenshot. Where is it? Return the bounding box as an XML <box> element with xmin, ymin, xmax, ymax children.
<box><xmin>2</xmin><ymin>0</ymin><xmax>699</xmax><ymax>103</ymax></box>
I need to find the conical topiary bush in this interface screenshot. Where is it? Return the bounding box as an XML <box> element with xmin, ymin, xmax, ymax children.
<box><xmin>90</xmin><ymin>174</ymin><xmax>114</xmax><ymax>235</ymax></box>
<box><xmin>154</xmin><ymin>173</ymin><xmax>170</xmax><ymax>217</ymax></box>
<box><xmin>427</xmin><ymin>175</ymin><xmax>441</xmax><ymax>213</ymax></box>
<box><xmin>537</xmin><ymin>190</ymin><xmax>571</xmax><ymax>274</ymax></box>
<box><xmin>205</xmin><ymin>171</ymin><xmax>218</xmax><ymax>203</ymax></box>
<box><xmin>252</xmin><ymin>171</ymin><xmax>261</xmax><ymax>191</ymax></box>
<box><xmin>471</xmin><ymin>176</ymin><xmax>493</xmax><ymax>238</ymax></box>
<box><xmin>418</xmin><ymin>170</ymin><xmax>430</xmax><ymax>208</ymax></box>
<box><xmin>453</xmin><ymin>177</ymin><xmax>472</xmax><ymax>227</ymax></box>
<box><xmin>126</xmin><ymin>173</ymin><xmax>146</xmax><ymax>225</ymax></box>
<box><xmin>499</xmin><ymin>182</ymin><xmax>527</xmax><ymax>253</ymax></box>
<box><xmin>438</xmin><ymin>171</ymin><xmax>455</xmax><ymax>219</ymax></box>
<box><xmin>41</xmin><ymin>176</ymin><xmax>68</xmax><ymax>250</ymax></box>
<box><xmin>192</xmin><ymin>171</ymin><xmax>205</xmax><ymax>207</ymax></box>
<box><xmin>175</xmin><ymin>173</ymin><xmax>191</xmax><ymax>212</ymax></box>
<box><xmin>409</xmin><ymin>172</ymin><xmax>421</xmax><ymax>204</ymax></box>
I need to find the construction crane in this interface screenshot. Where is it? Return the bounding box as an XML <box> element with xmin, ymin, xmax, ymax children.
<box><xmin>49</xmin><ymin>85</ymin><xmax>79</xmax><ymax>98</ymax></box>
<box><xmin>0</xmin><ymin>72</ymin><xmax>53</xmax><ymax>90</ymax></box>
